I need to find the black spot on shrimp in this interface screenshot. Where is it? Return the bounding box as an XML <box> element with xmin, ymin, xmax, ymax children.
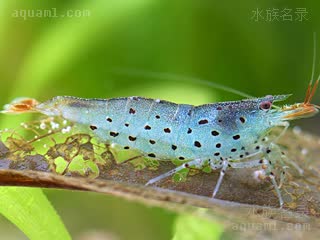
<box><xmin>198</xmin><ymin>119</ymin><xmax>208</xmax><ymax>125</ymax></box>
<box><xmin>194</xmin><ymin>141</ymin><xmax>201</xmax><ymax>148</ymax></box>
<box><xmin>211</xmin><ymin>130</ymin><xmax>219</xmax><ymax>136</ymax></box>
<box><xmin>239</xmin><ymin>117</ymin><xmax>246</xmax><ymax>123</ymax></box>
<box><xmin>90</xmin><ymin>125</ymin><xmax>97</xmax><ymax>130</ymax></box>
<box><xmin>233</xmin><ymin>135</ymin><xmax>240</xmax><ymax>140</ymax></box>
<box><xmin>110</xmin><ymin>131</ymin><xmax>119</xmax><ymax>137</ymax></box>
<box><xmin>128</xmin><ymin>136</ymin><xmax>136</xmax><ymax>141</ymax></box>
<box><xmin>129</xmin><ymin>108</ymin><xmax>136</xmax><ymax>114</ymax></box>
<box><xmin>164</xmin><ymin>128</ymin><xmax>171</xmax><ymax>133</ymax></box>
<box><xmin>144</xmin><ymin>125</ymin><xmax>151</xmax><ymax>130</ymax></box>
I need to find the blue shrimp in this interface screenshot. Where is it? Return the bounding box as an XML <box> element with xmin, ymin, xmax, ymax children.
<box><xmin>2</xmin><ymin>79</ymin><xmax>319</xmax><ymax>207</ymax></box>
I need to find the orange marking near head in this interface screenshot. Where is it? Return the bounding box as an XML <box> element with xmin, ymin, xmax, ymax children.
<box><xmin>304</xmin><ymin>79</ymin><xmax>319</xmax><ymax>105</ymax></box>
<box><xmin>282</xmin><ymin>79</ymin><xmax>319</xmax><ymax>120</ymax></box>
<box><xmin>2</xmin><ymin>98</ymin><xmax>39</xmax><ymax>113</ymax></box>
<box><xmin>282</xmin><ymin>105</ymin><xmax>318</xmax><ymax>120</ymax></box>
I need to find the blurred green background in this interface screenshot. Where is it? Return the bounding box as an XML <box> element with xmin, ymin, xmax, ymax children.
<box><xmin>0</xmin><ymin>0</ymin><xmax>320</xmax><ymax>239</ymax></box>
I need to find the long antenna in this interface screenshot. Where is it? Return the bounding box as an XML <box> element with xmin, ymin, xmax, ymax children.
<box><xmin>310</xmin><ymin>32</ymin><xmax>317</xmax><ymax>85</ymax></box>
<box><xmin>111</xmin><ymin>68</ymin><xmax>255</xmax><ymax>99</ymax></box>
<box><xmin>304</xmin><ymin>32</ymin><xmax>317</xmax><ymax>104</ymax></box>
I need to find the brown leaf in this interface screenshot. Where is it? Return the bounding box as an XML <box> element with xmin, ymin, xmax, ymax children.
<box><xmin>0</xmin><ymin>127</ymin><xmax>320</xmax><ymax>238</ymax></box>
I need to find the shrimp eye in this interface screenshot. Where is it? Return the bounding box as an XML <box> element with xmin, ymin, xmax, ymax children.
<box><xmin>259</xmin><ymin>101</ymin><xmax>272</xmax><ymax>110</ymax></box>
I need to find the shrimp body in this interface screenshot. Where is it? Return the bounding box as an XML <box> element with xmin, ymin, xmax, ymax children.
<box><xmin>33</xmin><ymin>95</ymin><xmax>291</xmax><ymax>161</ymax></box>
<box><xmin>2</xmin><ymin>79</ymin><xmax>318</xmax><ymax>208</ymax></box>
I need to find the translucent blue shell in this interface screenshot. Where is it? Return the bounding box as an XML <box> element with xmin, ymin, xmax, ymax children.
<box><xmin>37</xmin><ymin>95</ymin><xmax>289</xmax><ymax>161</ymax></box>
